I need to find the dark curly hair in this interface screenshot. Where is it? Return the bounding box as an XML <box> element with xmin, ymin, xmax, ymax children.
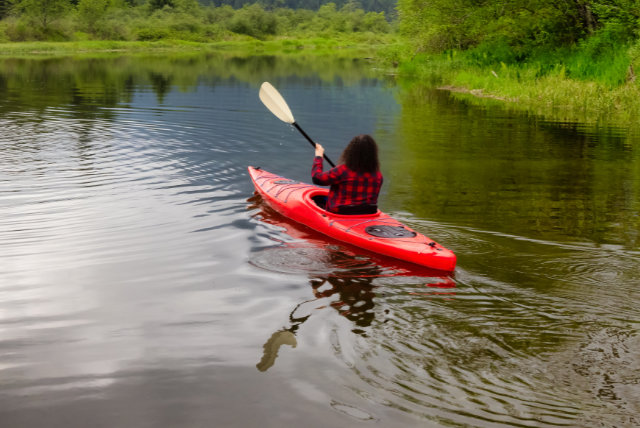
<box><xmin>339</xmin><ymin>134</ymin><xmax>380</xmax><ymax>174</ymax></box>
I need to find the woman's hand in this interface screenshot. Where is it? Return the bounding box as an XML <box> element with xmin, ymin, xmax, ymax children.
<box><xmin>315</xmin><ymin>143</ymin><xmax>325</xmax><ymax>158</ymax></box>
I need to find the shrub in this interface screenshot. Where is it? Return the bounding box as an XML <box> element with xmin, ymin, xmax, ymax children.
<box><xmin>12</xmin><ymin>0</ymin><xmax>70</xmax><ymax>32</ymax></box>
<box><xmin>228</xmin><ymin>4</ymin><xmax>277</xmax><ymax>39</ymax></box>
<box><xmin>0</xmin><ymin>21</ymin><xmax>9</xmax><ymax>42</ymax></box>
<box><xmin>205</xmin><ymin>5</ymin><xmax>233</xmax><ymax>25</ymax></box>
<box><xmin>136</xmin><ymin>27</ymin><xmax>170</xmax><ymax>40</ymax></box>
<box><xmin>465</xmin><ymin>38</ymin><xmax>519</xmax><ymax>66</ymax></box>
<box><xmin>562</xmin><ymin>23</ymin><xmax>634</xmax><ymax>86</ymax></box>
<box><xmin>1</xmin><ymin>18</ymin><xmax>30</xmax><ymax>41</ymax></box>
<box><xmin>361</xmin><ymin>12</ymin><xmax>389</xmax><ymax>33</ymax></box>
<box><xmin>73</xmin><ymin>31</ymin><xmax>91</xmax><ymax>40</ymax></box>
<box><xmin>77</xmin><ymin>0</ymin><xmax>110</xmax><ymax>33</ymax></box>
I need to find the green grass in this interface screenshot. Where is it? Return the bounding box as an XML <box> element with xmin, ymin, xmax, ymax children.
<box><xmin>0</xmin><ymin>40</ymin><xmax>205</xmax><ymax>55</ymax></box>
<box><xmin>391</xmin><ymin>41</ymin><xmax>640</xmax><ymax>125</ymax></box>
<box><xmin>0</xmin><ymin>34</ymin><xmax>397</xmax><ymax>57</ymax></box>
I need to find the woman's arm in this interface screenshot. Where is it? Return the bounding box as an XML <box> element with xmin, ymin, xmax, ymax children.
<box><xmin>311</xmin><ymin>144</ymin><xmax>341</xmax><ymax>185</ymax></box>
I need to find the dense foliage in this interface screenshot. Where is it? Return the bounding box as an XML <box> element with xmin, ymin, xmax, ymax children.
<box><xmin>397</xmin><ymin>0</ymin><xmax>640</xmax><ymax>55</ymax></box>
<box><xmin>385</xmin><ymin>1</ymin><xmax>640</xmax><ymax>124</ymax></box>
<box><xmin>394</xmin><ymin>1</ymin><xmax>640</xmax><ymax>89</ymax></box>
<box><xmin>0</xmin><ymin>0</ymin><xmax>391</xmax><ymax>41</ymax></box>
<box><xmin>206</xmin><ymin>0</ymin><xmax>396</xmax><ymax>16</ymax></box>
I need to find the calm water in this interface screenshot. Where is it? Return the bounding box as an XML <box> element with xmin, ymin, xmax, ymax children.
<box><xmin>1</xmin><ymin>53</ymin><xmax>638</xmax><ymax>427</ymax></box>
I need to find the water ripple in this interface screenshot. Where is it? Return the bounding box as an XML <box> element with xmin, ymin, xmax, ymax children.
<box><xmin>2</xmin><ymin>62</ymin><xmax>639</xmax><ymax>428</ymax></box>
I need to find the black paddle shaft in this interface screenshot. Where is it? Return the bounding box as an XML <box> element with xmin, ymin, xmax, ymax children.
<box><xmin>293</xmin><ymin>122</ymin><xmax>335</xmax><ymax>167</ymax></box>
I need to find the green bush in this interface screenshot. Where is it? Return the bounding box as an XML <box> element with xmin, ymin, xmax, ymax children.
<box><xmin>361</xmin><ymin>12</ymin><xmax>389</xmax><ymax>33</ymax></box>
<box><xmin>77</xmin><ymin>0</ymin><xmax>111</xmax><ymax>33</ymax></box>
<box><xmin>0</xmin><ymin>21</ymin><xmax>9</xmax><ymax>42</ymax></box>
<box><xmin>273</xmin><ymin>8</ymin><xmax>314</xmax><ymax>34</ymax></box>
<box><xmin>205</xmin><ymin>5</ymin><xmax>234</xmax><ymax>25</ymax></box>
<box><xmin>2</xmin><ymin>15</ymin><xmax>73</xmax><ymax>41</ymax></box>
<box><xmin>629</xmin><ymin>40</ymin><xmax>640</xmax><ymax>71</ymax></box>
<box><xmin>1</xmin><ymin>18</ymin><xmax>27</xmax><ymax>41</ymax></box>
<box><xmin>73</xmin><ymin>31</ymin><xmax>91</xmax><ymax>40</ymax></box>
<box><xmin>136</xmin><ymin>27</ymin><xmax>170</xmax><ymax>40</ymax></box>
<box><xmin>228</xmin><ymin>4</ymin><xmax>277</xmax><ymax>39</ymax></box>
<box><xmin>564</xmin><ymin>47</ymin><xmax>630</xmax><ymax>87</ymax></box>
<box><xmin>465</xmin><ymin>38</ymin><xmax>519</xmax><ymax>66</ymax></box>
<box><xmin>90</xmin><ymin>7</ymin><xmax>137</xmax><ymax>40</ymax></box>
<box><xmin>560</xmin><ymin>23</ymin><xmax>634</xmax><ymax>86</ymax></box>
<box><xmin>202</xmin><ymin>23</ymin><xmax>224</xmax><ymax>41</ymax></box>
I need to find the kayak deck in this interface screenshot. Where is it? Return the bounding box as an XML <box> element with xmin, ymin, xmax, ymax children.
<box><xmin>248</xmin><ymin>166</ymin><xmax>456</xmax><ymax>272</ymax></box>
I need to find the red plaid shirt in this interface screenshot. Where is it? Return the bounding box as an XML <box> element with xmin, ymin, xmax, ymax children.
<box><xmin>312</xmin><ymin>156</ymin><xmax>383</xmax><ymax>213</ymax></box>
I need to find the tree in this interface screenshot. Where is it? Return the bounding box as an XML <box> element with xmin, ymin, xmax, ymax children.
<box><xmin>1</xmin><ymin>0</ymin><xmax>11</xmax><ymax>18</ymax></box>
<box><xmin>228</xmin><ymin>4</ymin><xmax>277</xmax><ymax>38</ymax></box>
<box><xmin>77</xmin><ymin>0</ymin><xmax>110</xmax><ymax>32</ymax></box>
<box><xmin>148</xmin><ymin>0</ymin><xmax>173</xmax><ymax>11</ymax></box>
<box><xmin>12</xmin><ymin>0</ymin><xmax>71</xmax><ymax>31</ymax></box>
<box><xmin>397</xmin><ymin>0</ymin><xmax>640</xmax><ymax>55</ymax></box>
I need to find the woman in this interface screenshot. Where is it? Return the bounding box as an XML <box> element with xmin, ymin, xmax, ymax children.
<box><xmin>312</xmin><ymin>134</ymin><xmax>383</xmax><ymax>215</ymax></box>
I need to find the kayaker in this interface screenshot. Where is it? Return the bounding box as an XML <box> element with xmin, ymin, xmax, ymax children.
<box><xmin>312</xmin><ymin>134</ymin><xmax>383</xmax><ymax>215</ymax></box>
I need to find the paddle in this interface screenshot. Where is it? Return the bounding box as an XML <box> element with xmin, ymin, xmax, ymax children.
<box><xmin>259</xmin><ymin>82</ymin><xmax>336</xmax><ymax>167</ymax></box>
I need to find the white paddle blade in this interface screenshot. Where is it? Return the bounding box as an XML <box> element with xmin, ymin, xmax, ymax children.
<box><xmin>259</xmin><ymin>82</ymin><xmax>295</xmax><ymax>124</ymax></box>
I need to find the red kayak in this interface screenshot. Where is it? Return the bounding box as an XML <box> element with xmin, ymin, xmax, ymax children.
<box><xmin>248</xmin><ymin>166</ymin><xmax>456</xmax><ymax>272</ymax></box>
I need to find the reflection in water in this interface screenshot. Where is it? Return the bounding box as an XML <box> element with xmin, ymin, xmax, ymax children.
<box><xmin>256</xmin><ymin>266</ymin><xmax>457</xmax><ymax>372</ymax></box>
<box><xmin>310</xmin><ymin>273</ymin><xmax>377</xmax><ymax>334</ymax></box>
<box><xmin>388</xmin><ymin>85</ymin><xmax>640</xmax><ymax>247</ymax></box>
<box><xmin>250</xmin><ymin>193</ymin><xmax>456</xmax><ymax>371</ymax></box>
<box><xmin>256</xmin><ymin>329</ymin><xmax>299</xmax><ymax>372</ymax></box>
<box><xmin>257</xmin><ymin>271</ymin><xmax>378</xmax><ymax>372</ymax></box>
<box><xmin>0</xmin><ymin>52</ymin><xmax>382</xmax><ymax>119</ymax></box>
<box><xmin>2</xmin><ymin>53</ymin><xmax>639</xmax><ymax>427</ymax></box>
<box><xmin>246</xmin><ymin>193</ymin><xmax>458</xmax><ymax>279</ymax></box>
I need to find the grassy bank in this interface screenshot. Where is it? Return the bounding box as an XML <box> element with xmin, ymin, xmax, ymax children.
<box><xmin>0</xmin><ymin>40</ymin><xmax>200</xmax><ymax>55</ymax></box>
<box><xmin>387</xmin><ymin>42</ymin><xmax>640</xmax><ymax>125</ymax></box>
<box><xmin>7</xmin><ymin>35</ymin><xmax>639</xmax><ymax>127</ymax></box>
<box><xmin>0</xmin><ymin>34</ymin><xmax>397</xmax><ymax>57</ymax></box>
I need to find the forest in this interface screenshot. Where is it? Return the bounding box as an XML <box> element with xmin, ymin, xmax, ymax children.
<box><xmin>399</xmin><ymin>1</ymin><xmax>639</xmax><ymax>52</ymax></box>
<box><xmin>2</xmin><ymin>0</ymin><xmax>638</xmax><ymax>62</ymax></box>
<box><xmin>0</xmin><ymin>0</ymin><xmax>393</xmax><ymax>42</ymax></box>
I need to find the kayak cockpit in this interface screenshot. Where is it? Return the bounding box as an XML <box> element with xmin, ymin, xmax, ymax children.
<box><xmin>306</xmin><ymin>189</ymin><xmax>380</xmax><ymax>217</ymax></box>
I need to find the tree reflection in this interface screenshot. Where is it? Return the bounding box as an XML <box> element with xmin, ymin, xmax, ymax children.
<box><xmin>0</xmin><ymin>52</ymin><xmax>381</xmax><ymax>119</ymax></box>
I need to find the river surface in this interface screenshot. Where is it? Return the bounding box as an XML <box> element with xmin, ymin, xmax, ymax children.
<box><xmin>1</xmin><ymin>52</ymin><xmax>638</xmax><ymax>427</ymax></box>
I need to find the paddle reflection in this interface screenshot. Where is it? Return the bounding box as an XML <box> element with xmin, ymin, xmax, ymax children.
<box><xmin>256</xmin><ymin>267</ymin><xmax>379</xmax><ymax>372</ymax></box>
<box><xmin>255</xmin><ymin>302</ymin><xmax>307</xmax><ymax>372</ymax></box>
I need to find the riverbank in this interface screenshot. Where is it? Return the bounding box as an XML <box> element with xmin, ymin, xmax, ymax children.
<box><xmin>5</xmin><ymin>37</ymin><xmax>639</xmax><ymax>126</ymax></box>
<box><xmin>0</xmin><ymin>35</ymin><xmax>397</xmax><ymax>57</ymax></box>
<box><xmin>390</xmin><ymin>46</ymin><xmax>640</xmax><ymax>126</ymax></box>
